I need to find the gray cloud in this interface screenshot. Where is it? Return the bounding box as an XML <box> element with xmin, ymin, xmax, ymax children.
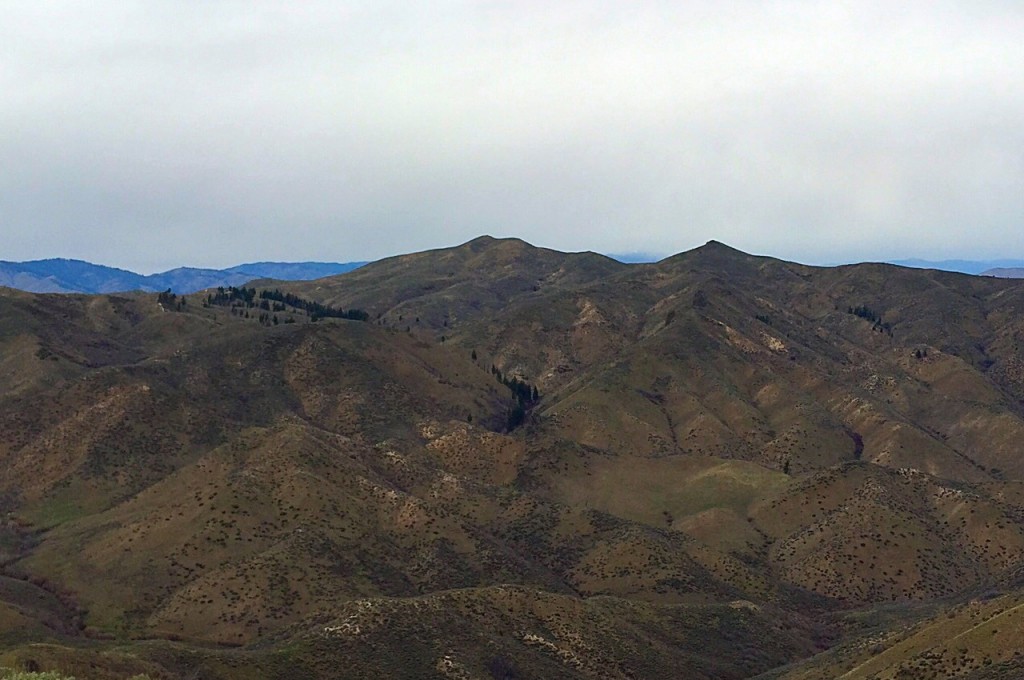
<box><xmin>2</xmin><ymin>1</ymin><xmax>1022</xmax><ymax>271</ymax></box>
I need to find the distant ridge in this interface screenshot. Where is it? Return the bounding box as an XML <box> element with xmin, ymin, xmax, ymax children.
<box><xmin>981</xmin><ymin>267</ymin><xmax>1024</xmax><ymax>278</ymax></box>
<box><xmin>0</xmin><ymin>258</ymin><xmax>367</xmax><ymax>294</ymax></box>
<box><xmin>605</xmin><ymin>251</ymin><xmax>664</xmax><ymax>264</ymax></box>
<box><xmin>611</xmin><ymin>252</ymin><xmax>1024</xmax><ymax>273</ymax></box>
<box><xmin>887</xmin><ymin>257</ymin><xmax>1024</xmax><ymax>275</ymax></box>
<box><xmin>6</xmin><ymin>245</ymin><xmax>1023</xmax><ymax>295</ymax></box>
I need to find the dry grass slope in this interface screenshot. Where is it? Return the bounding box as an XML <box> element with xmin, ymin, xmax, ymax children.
<box><xmin>2</xmin><ymin>237</ymin><xmax>1024</xmax><ymax>677</ymax></box>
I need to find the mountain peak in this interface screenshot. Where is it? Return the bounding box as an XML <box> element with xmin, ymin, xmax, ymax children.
<box><xmin>695</xmin><ymin>239</ymin><xmax>749</xmax><ymax>255</ymax></box>
<box><xmin>460</xmin><ymin>234</ymin><xmax>531</xmax><ymax>253</ymax></box>
<box><xmin>653</xmin><ymin>239</ymin><xmax>758</xmax><ymax>269</ymax></box>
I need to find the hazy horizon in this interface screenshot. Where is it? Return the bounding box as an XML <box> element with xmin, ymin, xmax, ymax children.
<box><xmin>4</xmin><ymin>2</ymin><xmax>1022</xmax><ymax>272</ymax></box>
<box><xmin>6</xmin><ymin>235</ymin><xmax>1024</xmax><ymax>277</ymax></box>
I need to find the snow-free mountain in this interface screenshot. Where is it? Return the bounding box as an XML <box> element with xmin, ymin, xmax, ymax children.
<box><xmin>6</xmin><ymin>236</ymin><xmax>1024</xmax><ymax>677</ymax></box>
<box><xmin>0</xmin><ymin>258</ymin><xmax>367</xmax><ymax>294</ymax></box>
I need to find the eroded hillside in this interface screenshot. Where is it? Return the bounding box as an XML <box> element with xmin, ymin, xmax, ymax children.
<box><xmin>3</xmin><ymin>237</ymin><xmax>1024</xmax><ymax>678</ymax></box>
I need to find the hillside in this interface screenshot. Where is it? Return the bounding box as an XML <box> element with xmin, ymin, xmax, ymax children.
<box><xmin>4</xmin><ymin>237</ymin><xmax>1024</xmax><ymax>677</ymax></box>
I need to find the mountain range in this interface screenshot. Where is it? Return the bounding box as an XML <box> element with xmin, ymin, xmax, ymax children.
<box><xmin>3</xmin><ymin>253</ymin><xmax>1024</xmax><ymax>299</ymax></box>
<box><xmin>888</xmin><ymin>257</ymin><xmax>1024</xmax><ymax>276</ymax></box>
<box><xmin>980</xmin><ymin>267</ymin><xmax>1024</xmax><ymax>278</ymax></box>
<box><xmin>4</xmin><ymin>236</ymin><xmax>1024</xmax><ymax>678</ymax></box>
<box><xmin>0</xmin><ymin>259</ymin><xmax>367</xmax><ymax>295</ymax></box>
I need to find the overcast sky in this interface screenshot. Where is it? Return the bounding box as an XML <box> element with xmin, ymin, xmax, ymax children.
<box><xmin>3</xmin><ymin>1</ymin><xmax>1023</xmax><ymax>272</ymax></box>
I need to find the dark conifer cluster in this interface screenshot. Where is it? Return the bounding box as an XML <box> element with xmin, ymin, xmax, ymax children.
<box><xmin>848</xmin><ymin>305</ymin><xmax>893</xmax><ymax>335</ymax></box>
<box><xmin>157</xmin><ymin>288</ymin><xmax>187</xmax><ymax>311</ymax></box>
<box><xmin>490</xmin><ymin>364</ymin><xmax>540</xmax><ymax>431</ymax></box>
<box><xmin>201</xmin><ymin>286</ymin><xmax>369</xmax><ymax>323</ymax></box>
<box><xmin>259</xmin><ymin>289</ymin><xmax>369</xmax><ymax>322</ymax></box>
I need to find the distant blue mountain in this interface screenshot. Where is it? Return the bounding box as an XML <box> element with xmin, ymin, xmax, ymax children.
<box><xmin>887</xmin><ymin>258</ymin><xmax>1024</xmax><ymax>275</ymax></box>
<box><xmin>0</xmin><ymin>259</ymin><xmax>367</xmax><ymax>295</ymax></box>
<box><xmin>980</xmin><ymin>267</ymin><xmax>1024</xmax><ymax>278</ymax></box>
<box><xmin>605</xmin><ymin>252</ymin><xmax>665</xmax><ymax>264</ymax></box>
<box><xmin>224</xmin><ymin>262</ymin><xmax>367</xmax><ymax>280</ymax></box>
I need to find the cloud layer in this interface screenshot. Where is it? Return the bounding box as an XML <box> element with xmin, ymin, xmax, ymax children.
<box><xmin>3</xmin><ymin>1</ymin><xmax>1022</xmax><ymax>270</ymax></box>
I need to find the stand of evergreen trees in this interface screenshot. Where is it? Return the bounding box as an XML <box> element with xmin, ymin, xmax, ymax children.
<box><xmin>157</xmin><ymin>289</ymin><xmax>187</xmax><ymax>311</ymax></box>
<box><xmin>203</xmin><ymin>286</ymin><xmax>369</xmax><ymax>323</ymax></box>
<box><xmin>848</xmin><ymin>304</ymin><xmax>893</xmax><ymax>335</ymax></box>
<box><xmin>491</xmin><ymin>365</ymin><xmax>540</xmax><ymax>431</ymax></box>
<box><xmin>259</xmin><ymin>289</ymin><xmax>369</xmax><ymax>321</ymax></box>
<box><xmin>206</xmin><ymin>286</ymin><xmax>257</xmax><ymax>306</ymax></box>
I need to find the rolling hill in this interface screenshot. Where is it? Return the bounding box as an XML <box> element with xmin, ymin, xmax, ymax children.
<box><xmin>3</xmin><ymin>236</ymin><xmax>1024</xmax><ymax>677</ymax></box>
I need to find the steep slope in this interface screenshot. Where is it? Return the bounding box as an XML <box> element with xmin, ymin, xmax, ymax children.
<box><xmin>763</xmin><ymin>587</ymin><xmax>1024</xmax><ymax>679</ymax></box>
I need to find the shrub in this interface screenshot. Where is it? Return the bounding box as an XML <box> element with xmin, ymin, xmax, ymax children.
<box><xmin>0</xmin><ymin>670</ymin><xmax>75</xmax><ymax>680</ymax></box>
